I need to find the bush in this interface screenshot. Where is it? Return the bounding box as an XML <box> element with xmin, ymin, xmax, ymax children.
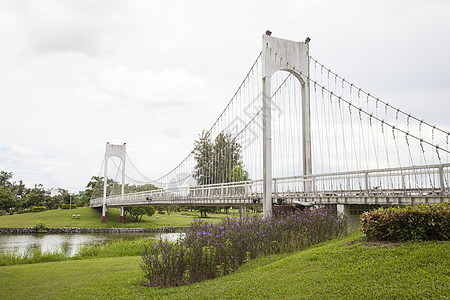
<box><xmin>360</xmin><ymin>202</ymin><xmax>450</xmax><ymax>241</ymax></box>
<box><xmin>31</xmin><ymin>206</ymin><xmax>46</xmax><ymax>212</ymax></box>
<box><xmin>0</xmin><ymin>210</ymin><xmax>7</xmax><ymax>216</ymax></box>
<box><xmin>33</xmin><ymin>223</ymin><xmax>47</xmax><ymax>233</ymax></box>
<box><xmin>157</xmin><ymin>211</ymin><xmax>165</xmax><ymax>215</ymax></box>
<box><xmin>9</xmin><ymin>211</ymin><xmax>14</xmax><ymax>215</ymax></box>
<box><xmin>142</xmin><ymin>208</ymin><xmax>346</xmax><ymax>287</ymax></box>
<box><xmin>61</xmin><ymin>204</ymin><xmax>76</xmax><ymax>209</ymax></box>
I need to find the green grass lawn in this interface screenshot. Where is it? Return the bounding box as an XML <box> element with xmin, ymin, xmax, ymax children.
<box><xmin>0</xmin><ymin>232</ymin><xmax>448</xmax><ymax>299</ymax></box>
<box><xmin>0</xmin><ymin>207</ymin><xmax>240</xmax><ymax>228</ymax></box>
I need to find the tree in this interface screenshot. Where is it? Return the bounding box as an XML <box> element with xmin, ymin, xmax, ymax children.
<box><xmin>82</xmin><ymin>176</ymin><xmax>117</xmax><ymax>204</ymax></box>
<box><xmin>51</xmin><ymin>188</ymin><xmax>72</xmax><ymax>209</ymax></box>
<box><xmin>0</xmin><ymin>171</ymin><xmax>13</xmax><ymax>188</ymax></box>
<box><xmin>125</xmin><ymin>183</ymin><xmax>159</xmax><ymax>193</ymax></box>
<box><xmin>198</xmin><ymin>206</ymin><xmax>218</xmax><ymax>218</ymax></box>
<box><xmin>193</xmin><ymin>131</ymin><xmax>247</xmax><ymax>217</ymax></box>
<box><xmin>0</xmin><ymin>186</ymin><xmax>15</xmax><ymax>211</ymax></box>
<box><xmin>24</xmin><ymin>184</ymin><xmax>50</xmax><ymax>208</ymax></box>
<box><xmin>193</xmin><ymin>130</ymin><xmax>244</xmax><ymax>185</ymax></box>
<box><xmin>0</xmin><ymin>171</ymin><xmax>15</xmax><ymax>211</ymax></box>
<box><xmin>228</xmin><ymin>166</ymin><xmax>249</xmax><ymax>182</ymax></box>
<box><xmin>124</xmin><ymin>206</ymin><xmax>155</xmax><ymax>222</ymax></box>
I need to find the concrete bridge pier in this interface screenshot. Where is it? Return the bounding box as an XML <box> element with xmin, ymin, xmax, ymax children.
<box><xmin>119</xmin><ymin>207</ymin><xmax>124</xmax><ymax>223</ymax></box>
<box><xmin>337</xmin><ymin>204</ymin><xmax>360</xmax><ymax>231</ymax></box>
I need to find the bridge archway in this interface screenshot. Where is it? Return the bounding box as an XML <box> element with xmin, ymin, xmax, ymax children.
<box><xmin>101</xmin><ymin>142</ymin><xmax>126</xmax><ymax>223</ymax></box>
<box><xmin>262</xmin><ymin>35</ymin><xmax>311</xmax><ymax>218</ymax></box>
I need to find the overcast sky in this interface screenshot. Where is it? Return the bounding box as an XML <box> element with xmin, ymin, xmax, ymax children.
<box><xmin>0</xmin><ymin>0</ymin><xmax>449</xmax><ymax>193</ymax></box>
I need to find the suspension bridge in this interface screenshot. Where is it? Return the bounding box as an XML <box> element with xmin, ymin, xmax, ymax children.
<box><xmin>90</xmin><ymin>34</ymin><xmax>450</xmax><ymax>223</ymax></box>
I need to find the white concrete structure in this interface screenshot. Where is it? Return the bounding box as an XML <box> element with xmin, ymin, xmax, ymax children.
<box><xmin>262</xmin><ymin>34</ymin><xmax>312</xmax><ymax>218</ymax></box>
<box><xmin>48</xmin><ymin>188</ymin><xmax>62</xmax><ymax>197</ymax></box>
<box><xmin>102</xmin><ymin>142</ymin><xmax>126</xmax><ymax>223</ymax></box>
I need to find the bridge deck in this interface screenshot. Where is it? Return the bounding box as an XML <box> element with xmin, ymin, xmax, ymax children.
<box><xmin>90</xmin><ymin>163</ymin><xmax>450</xmax><ymax>208</ymax></box>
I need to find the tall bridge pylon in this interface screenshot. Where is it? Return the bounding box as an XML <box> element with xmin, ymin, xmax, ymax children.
<box><xmin>101</xmin><ymin>142</ymin><xmax>126</xmax><ymax>223</ymax></box>
<box><xmin>262</xmin><ymin>35</ymin><xmax>311</xmax><ymax>218</ymax></box>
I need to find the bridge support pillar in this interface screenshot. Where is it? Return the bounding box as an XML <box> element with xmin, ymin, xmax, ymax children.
<box><xmin>101</xmin><ymin>142</ymin><xmax>126</xmax><ymax>223</ymax></box>
<box><xmin>262</xmin><ymin>75</ymin><xmax>273</xmax><ymax>218</ymax></box>
<box><xmin>119</xmin><ymin>207</ymin><xmax>124</xmax><ymax>223</ymax></box>
<box><xmin>262</xmin><ymin>34</ymin><xmax>311</xmax><ymax>218</ymax></box>
<box><xmin>337</xmin><ymin>204</ymin><xmax>350</xmax><ymax>218</ymax></box>
<box><xmin>337</xmin><ymin>204</ymin><xmax>350</xmax><ymax>232</ymax></box>
<box><xmin>337</xmin><ymin>204</ymin><xmax>364</xmax><ymax>232</ymax></box>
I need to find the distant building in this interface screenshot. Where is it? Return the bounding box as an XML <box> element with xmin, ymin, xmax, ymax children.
<box><xmin>47</xmin><ymin>188</ymin><xmax>62</xmax><ymax>197</ymax></box>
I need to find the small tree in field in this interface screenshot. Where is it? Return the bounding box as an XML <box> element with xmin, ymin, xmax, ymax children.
<box><xmin>124</xmin><ymin>206</ymin><xmax>156</xmax><ymax>222</ymax></box>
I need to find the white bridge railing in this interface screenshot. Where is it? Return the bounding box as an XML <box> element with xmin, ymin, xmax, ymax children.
<box><xmin>90</xmin><ymin>163</ymin><xmax>450</xmax><ymax>208</ymax></box>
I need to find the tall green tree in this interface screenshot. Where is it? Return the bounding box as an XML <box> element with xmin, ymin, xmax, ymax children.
<box><xmin>193</xmin><ymin>131</ymin><xmax>247</xmax><ymax>218</ymax></box>
<box><xmin>25</xmin><ymin>184</ymin><xmax>50</xmax><ymax>208</ymax></box>
<box><xmin>0</xmin><ymin>186</ymin><xmax>15</xmax><ymax>211</ymax></box>
<box><xmin>193</xmin><ymin>130</ymin><xmax>244</xmax><ymax>185</ymax></box>
<box><xmin>0</xmin><ymin>171</ymin><xmax>28</xmax><ymax>210</ymax></box>
<box><xmin>0</xmin><ymin>171</ymin><xmax>15</xmax><ymax>210</ymax></box>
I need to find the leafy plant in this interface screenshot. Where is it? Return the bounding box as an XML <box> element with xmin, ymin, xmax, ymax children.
<box><xmin>124</xmin><ymin>206</ymin><xmax>155</xmax><ymax>222</ymax></box>
<box><xmin>33</xmin><ymin>223</ymin><xmax>47</xmax><ymax>233</ymax></box>
<box><xmin>61</xmin><ymin>204</ymin><xmax>76</xmax><ymax>209</ymax></box>
<box><xmin>360</xmin><ymin>202</ymin><xmax>449</xmax><ymax>241</ymax></box>
<box><xmin>31</xmin><ymin>206</ymin><xmax>47</xmax><ymax>212</ymax></box>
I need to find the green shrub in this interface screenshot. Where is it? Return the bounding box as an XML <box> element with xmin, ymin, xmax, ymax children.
<box><xmin>33</xmin><ymin>223</ymin><xmax>47</xmax><ymax>233</ymax></box>
<box><xmin>61</xmin><ymin>204</ymin><xmax>76</xmax><ymax>209</ymax></box>
<box><xmin>157</xmin><ymin>211</ymin><xmax>165</xmax><ymax>215</ymax></box>
<box><xmin>16</xmin><ymin>210</ymin><xmax>24</xmax><ymax>214</ymax></box>
<box><xmin>31</xmin><ymin>206</ymin><xmax>46</xmax><ymax>212</ymax></box>
<box><xmin>9</xmin><ymin>211</ymin><xmax>14</xmax><ymax>215</ymax></box>
<box><xmin>360</xmin><ymin>202</ymin><xmax>450</xmax><ymax>241</ymax></box>
<box><xmin>0</xmin><ymin>210</ymin><xmax>6</xmax><ymax>216</ymax></box>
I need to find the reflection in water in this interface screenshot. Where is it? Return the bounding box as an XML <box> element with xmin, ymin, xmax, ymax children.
<box><xmin>0</xmin><ymin>232</ymin><xmax>180</xmax><ymax>257</ymax></box>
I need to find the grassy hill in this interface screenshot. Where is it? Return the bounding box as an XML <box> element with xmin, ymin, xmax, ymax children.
<box><xmin>0</xmin><ymin>207</ymin><xmax>227</xmax><ymax>228</ymax></box>
<box><xmin>0</xmin><ymin>232</ymin><xmax>448</xmax><ymax>299</ymax></box>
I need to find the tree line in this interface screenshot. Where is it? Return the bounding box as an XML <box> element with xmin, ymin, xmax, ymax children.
<box><xmin>0</xmin><ymin>170</ymin><xmax>158</xmax><ymax>214</ymax></box>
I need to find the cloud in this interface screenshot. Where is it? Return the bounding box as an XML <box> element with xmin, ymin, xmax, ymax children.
<box><xmin>3</xmin><ymin>0</ymin><xmax>130</xmax><ymax>57</ymax></box>
<box><xmin>80</xmin><ymin>66</ymin><xmax>206</xmax><ymax>109</ymax></box>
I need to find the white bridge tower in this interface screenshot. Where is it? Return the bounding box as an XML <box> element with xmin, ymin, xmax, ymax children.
<box><xmin>101</xmin><ymin>142</ymin><xmax>126</xmax><ymax>223</ymax></box>
<box><xmin>262</xmin><ymin>34</ymin><xmax>312</xmax><ymax>218</ymax></box>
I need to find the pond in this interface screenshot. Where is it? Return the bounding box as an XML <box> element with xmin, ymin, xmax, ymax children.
<box><xmin>0</xmin><ymin>232</ymin><xmax>181</xmax><ymax>257</ymax></box>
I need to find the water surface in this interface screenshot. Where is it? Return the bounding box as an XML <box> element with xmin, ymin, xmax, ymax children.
<box><xmin>0</xmin><ymin>232</ymin><xmax>180</xmax><ymax>257</ymax></box>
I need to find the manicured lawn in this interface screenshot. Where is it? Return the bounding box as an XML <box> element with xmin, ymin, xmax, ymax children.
<box><xmin>1</xmin><ymin>232</ymin><xmax>448</xmax><ymax>299</ymax></box>
<box><xmin>0</xmin><ymin>207</ymin><xmax>240</xmax><ymax>228</ymax></box>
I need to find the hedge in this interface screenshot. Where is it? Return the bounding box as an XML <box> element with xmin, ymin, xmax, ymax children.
<box><xmin>360</xmin><ymin>202</ymin><xmax>449</xmax><ymax>241</ymax></box>
<box><xmin>31</xmin><ymin>206</ymin><xmax>47</xmax><ymax>212</ymax></box>
<box><xmin>61</xmin><ymin>204</ymin><xmax>77</xmax><ymax>209</ymax></box>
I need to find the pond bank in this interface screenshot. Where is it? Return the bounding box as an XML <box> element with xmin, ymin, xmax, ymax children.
<box><xmin>0</xmin><ymin>227</ymin><xmax>184</xmax><ymax>235</ymax></box>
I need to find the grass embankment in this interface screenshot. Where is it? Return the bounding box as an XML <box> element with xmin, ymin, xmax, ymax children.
<box><xmin>0</xmin><ymin>207</ymin><xmax>231</xmax><ymax>228</ymax></box>
<box><xmin>1</xmin><ymin>232</ymin><xmax>448</xmax><ymax>299</ymax></box>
